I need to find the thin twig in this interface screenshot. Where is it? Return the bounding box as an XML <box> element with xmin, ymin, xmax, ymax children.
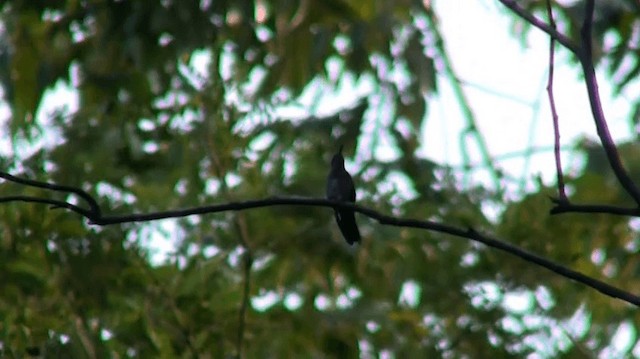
<box><xmin>0</xmin><ymin>195</ymin><xmax>93</xmax><ymax>218</ymax></box>
<box><xmin>497</xmin><ymin>0</ymin><xmax>640</xmax><ymax>208</ymax></box>
<box><xmin>545</xmin><ymin>0</ymin><xmax>567</xmax><ymax>201</ymax></box>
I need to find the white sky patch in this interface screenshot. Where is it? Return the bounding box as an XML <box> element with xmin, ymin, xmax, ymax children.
<box><xmin>398</xmin><ymin>280</ymin><xmax>421</xmax><ymax>308</ymax></box>
<box><xmin>37</xmin><ymin>79</ymin><xmax>78</xmax><ymax>142</ymax></box>
<box><xmin>314</xmin><ymin>294</ymin><xmax>331</xmax><ymax>311</ymax></box>
<box><xmin>0</xmin><ymin>100</ymin><xmax>10</xmax><ymax>156</ymax></box>
<box><xmin>0</xmin><ymin>76</ymin><xmax>79</xmax><ymax>158</ymax></box>
<box><xmin>610</xmin><ymin>321</ymin><xmax>637</xmax><ymax>355</ymax></box>
<box><xmin>204</xmin><ymin>178</ymin><xmax>221</xmax><ymax>196</ymax></box>
<box><xmin>336</xmin><ymin>293</ymin><xmax>352</xmax><ymax>309</ymax></box>
<box><xmin>101</xmin><ymin>329</ymin><xmax>113</xmax><ymax>341</ymax></box>
<box><xmin>284</xmin><ymin>292</ymin><xmax>303</xmax><ymax>311</ymax></box>
<box><xmin>634</xmin><ymin>340</ymin><xmax>640</xmax><ymax>358</ymax></box>
<box><xmin>175</xmin><ymin>49</ymin><xmax>212</xmax><ymax>90</ymax></box>
<box><xmin>202</xmin><ymin>245</ymin><xmax>220</xmax><ymax>259</ymax></box>
<box><xmin>224</xmin><ymin>172</ymin><xmax>242</xmax><ymax>188</ymax></box>
<box><xmin>459</xmin><ymin>251</ymin><xmax>479</xmax><ymax>267</ymax></box>
<box><xmin>95</xmin><ymin>181</ymin><xmax>136</xmax><ymax>205</ymax></box>
<box><xmin>127</xmin><ymin>219</ymin><xmax>182</xmax><ymax>265</ymax></box>
<box><xmin>503</xmin><ymin>291</ymin><xmax>534</xmax><ymax>314</ymax></box>
<box><xmin>562</xmin><ymin>304</ymin><xmax>590</xmax><ymax>338</ymax></box>
<box><xmin>227</xmin><ymin>245</ymin><xmax>244</xmax><ymax>267</ymax></box>
<box><xmin>465</xmin><ymin>281</ymin><xmax>502</xmax><ymax>309</ymax></box>
<box><xmin>533</xmin><ymin>285</ymin><xmax>555</xmax><ymax>310</ymax></box>
<box><xmin>428</xmin><ymin>0</ymin><xmax>634</xmax><ymax>192</ymax></box>
<box><xmin>59</xmin><ymin>334</ymin><xmax>70</xmax><ymax>344</ymax></box>
<box><xmin>366</xmin><ymin>321</ymin><xmax>380</xmax><ymax>333</ymax></box>
<box><xmin>501</xmin><ymin>315</ymin><xmax>524</xmax><ymax>334</ymax></box>
<box><xmin>251</xmin><ymin>289</ymin><xmax>279</xmax><ymax>312</ymax></box>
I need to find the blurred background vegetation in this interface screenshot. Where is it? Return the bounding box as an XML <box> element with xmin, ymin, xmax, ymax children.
<box><xmin>0</xmin><ymin>0</ymin><xmax>639</xmax><ymax>357</ymax></box>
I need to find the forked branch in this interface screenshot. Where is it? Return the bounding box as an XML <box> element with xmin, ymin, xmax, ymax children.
<box><xmin>497</xmin><ymin>0</ymin><xmax>640</xmax><ymax>209</ymax></box>
<box><xmin>1</xmin><ymin>170</ymin><xmax>638</xmax><ymax>307</ymax></box>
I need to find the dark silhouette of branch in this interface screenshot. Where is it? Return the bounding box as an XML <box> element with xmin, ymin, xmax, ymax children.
<box><xmin>497</xmin><ymin>0</ymin><xmax>578</xmax><ymax>53</ymax></box>
<box><xmin>1</xmin><ymin>171</ymin><xmax>639</xmax><ymax>307</ymax></box>
<box><xmin>0</xmin><ymin>172</ymin><xmax>101</xmax><ymax>217</ymax></box>
<box><xmin>550</xmin><ymin>201</ymin><xmax>640</xmax><ymax>216</ymax></box>
<box><xmin>498</xmin><ymin>0</ymin><xmax>640</xmax><ymax>209</ymax></box>
<box><xmin>0</xmin><ymin>195</ymin><xmax>93</xmax><ymax>218</ymax></box>
<box><xmin>545</xmin><ymin>0</ymin><xmax>567</xmax><ymax>202</ymax></box>
<box><xmin>576</xmin><ymin>0</ymin><xmax>640</xmax><ymax>205</ymax></box>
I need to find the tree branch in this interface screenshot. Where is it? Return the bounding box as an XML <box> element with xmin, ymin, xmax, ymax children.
<box><xmin>498</xmin><ymin>0</ymin><xmax>640</xmax><ymax>209</ymax></box>
<box><xmin>545</xmin><ymin>0</ymin><xmax>567</xmax><ymax>201</ymax></box>
<box><xmin>550</xmin><ymin>201</ymin><xmax>640</xmax><ymax>216</ymax></box>
<box><xmin>0</xmin><ymin>172</ymin><xmax>101</xmax><ymax>217</ymax></box>
<box><xmin>1</xmin><ymin>171</ymin><xmax>639</xmax><ymax>307</ymax></box>
<box><xmin>576</xmin><ymin>0</ymin><xmax>640</xmax><ymax>205</ymax></box>
<box><xmin>496</xmin><ymin>0</ymin><xmax>578</xmax><ymax>54</ymax></box>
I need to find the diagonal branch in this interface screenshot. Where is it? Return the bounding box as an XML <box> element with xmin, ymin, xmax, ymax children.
<box><xmin>498</xmin><ymin>0</ymin><xmax>640</xmax><ymax>209</ymax></box>
<box><xmin>1</xmin><ymin>171</ymin><xmax>639</xmax><ymax>307</ymax></box>
<box><xmin>496</xmin><ymin>0</ymin><xmax>578</xmax><ymax>54</ymax></box>
<box><xmin>576</xmin><ymin>0</ymin><xmax>640</xmax><ymax>205</ymax></box>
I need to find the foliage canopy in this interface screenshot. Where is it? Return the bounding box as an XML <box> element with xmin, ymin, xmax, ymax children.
<box><xmin>0</xmin><ymin>0</ymin><xmax>639</xmax><ymax>357</ymax></box>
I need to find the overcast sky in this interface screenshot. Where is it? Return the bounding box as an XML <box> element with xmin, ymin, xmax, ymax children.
<box><xmin>427</xmin><ymin>0</ymin><xmax>636</xmax><ymax>193</ymax></box>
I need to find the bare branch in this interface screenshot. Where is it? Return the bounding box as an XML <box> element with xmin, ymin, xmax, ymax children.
<box><xmin>1</xmin><ymin>170</ymin><xmax>639</xmax><ymax>307</ymax></box>
<box><xmin>550</xmin><ymin>201</ymin><xmax>640</xmax><ymax>216</ymax></box>
<box><xmin>545</xmin><ymin>0</ymin><xmax>567</xmax><ymax>201</ymax></box>
<box><xmin>576</xmin><ymin>0</ymin><xmax>640</xmax><ymax>205</ymax></box>
<box><xmin>498</xmin><ymin>0</ymin><xmax>640</xmax><ymax>209</ymax></box>
<box><xmin>0</xmin><ymin>195</ymin><xmax>93</xmax><ymax>218</ymax></box>
<box><xmin>496</xmin><ymin>0</ymin><xmax>578</xmax><ymax>54</ymax></box>
<box><xmin>0</xmin><ymin>172</ymin><xmax>101</xmax><ymax>217</ymax></box>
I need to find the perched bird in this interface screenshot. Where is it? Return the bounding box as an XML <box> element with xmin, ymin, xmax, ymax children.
<box><xmin>326</xmin><ymin>145</ymin><xmax>361</xmax><ymax>245</ymax></box>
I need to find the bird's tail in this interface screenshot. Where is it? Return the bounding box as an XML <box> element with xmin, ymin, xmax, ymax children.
<box><xmin>335</xmin><ymin>209</ymin><xmax>361</xmax><ymax>245</ymax></box>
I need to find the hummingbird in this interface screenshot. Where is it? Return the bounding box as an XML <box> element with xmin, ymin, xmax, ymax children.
<box><xmin>326</xmin><ymin>145</ymin><xmax>361</xmax><ymax>245</ymax></box>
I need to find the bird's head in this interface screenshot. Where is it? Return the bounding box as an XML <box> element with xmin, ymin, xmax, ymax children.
<box><xmin>331</xmin><ymin>145</ymin><xmax>345</xmax><ymax>169</ymax></box>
